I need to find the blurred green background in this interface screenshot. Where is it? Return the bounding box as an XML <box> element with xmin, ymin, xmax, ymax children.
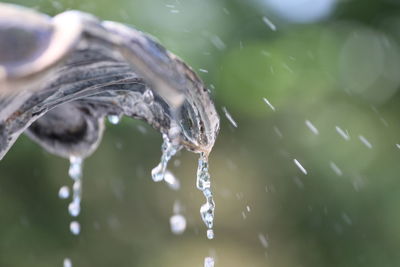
<box><xmin>2</xmin><ymin>0</ymin><xmax>400</xmax><ymax>266</ymax></box>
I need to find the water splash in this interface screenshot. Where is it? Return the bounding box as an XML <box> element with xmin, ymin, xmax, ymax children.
<box><xmin>197</xmin><ymin>153</ymin><xmax>216</xmax><ymax>239</ymax></box>
<box><xmin>151</xmin><ymin>135</ymin><xmax>180</xmax><ymax>182</ymax></box>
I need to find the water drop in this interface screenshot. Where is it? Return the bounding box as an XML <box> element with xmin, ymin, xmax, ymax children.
<box><xmin>197</xmin><ymin>153</ymin><xmax>216</xmax><ymax>238</ymax></box>
<box><xmin>273</xmin><ymin>125</ymin><xmax>283</xmax><ymax>138</ymax></box>
<box><xmin>173</xmin><ymin>200</ymin><xmax>183</xmax><ymax>214</ymax></box>
<box><xmin>222</xmin><ymin>7</ymin><xmax>230</xmax><ymax>15</ymax></box>
<box><xmin>63</xmin><ymin>258</ymin><xmax>72</xmax><ymax>267</ymax></box>
<box><xmin>151</xmin><ymin>164</ymin><xmax>164</xmax><ymax>182</ymax></box>
<box><xmin>169</xmin><ymin>214</ymin><xmax>187</xmax><ymax>235</ymax></box>
<box><xmin>359</xmin><ymin>135</ymin><xmax>372</xmax><ymax>149</ymax></box>
<box><xmin>58</xmin><ymin>186</ymin><xmax>70</xmax><ymax>199</ymax></box>
<box><xmin>70</xmin><ymin>221</ymin><xmax>80</xmax><ymax>235</ymax></box>
<box><xmin>335</xmin><ymin>126</ymin><xmax>350</xmax><ymax>141</ymax></box>
<box><xmin>164</xmin><ymin>170</ymin><xmax>180</xmax><ymax>190</ymax></box>
<box><xmin>207</xmin><ymin>229</ymin><xmax>214</xmax><ymax>240</ymax></box>
<box><xmin>210</xmin><ymin>35</ymin><xmax>226</xmax><ymax>50</ymax></box>
<box><xmin>151</xmin><ymin>135</ymin><xmax>180</xmax><ymax>182</ymax></box>
<box><xmin>305</xmin><ymin>120</ymin><xmax>319</xmax><ymax>135</ymax></box>
<box><xmin>342</xmin><ymin>212</ymin><xmax>352</xmax><ymax>225</ymax></box>
<box><xmin>258</xmin><ymin>233</ymin><xmax>269</xmax><ymax>248</ymax></box>
<box><xmin>204</xmin><ymin>257</ymin><xmax>215</xmax><ymax>267</ymax></box>
<box><xmin>67</xmin><ymin>157</ymin><xmax>83</xmax><ymax>227</ymax></box>
<box><xmin>68</xmin><ymin>201</ymin><xmax>80</xmax><ymax>217</ymax></box>
<box><xmin>68</xmin><ymin>157</ymin><xmax>83</xmax><ymax>217</ymax></box>
<box><xmin>263</xmin><ymin>97</ymin><xmax>276</xmax><ymax>111</ymax></box>
<box><xmin>222</xmin><ymin>106</ymin><xmax>238</xmax><ymax>128</ymax></box>
<box><xmin>329</xmin><ymin>161</ymin><xmax>343</xmax><ymax>176</ymax></box>
<box><xmin>262</xmin><ymin>16</ymin><xmax>277</xmax><ymax>31</ymax></box>
<box><xmin>68</xmin><ymin>156</ymin><xmax>82</xmax><ymax>181</ymax></box>
<box><xmin>293</xmin><ymin>159</ymin><xmax>307</xmax><ymax>175</ymax></box>
<box><xmin>107</xmin><ymin>115</ymin><xmax>121</xmax><ymax>125</ymax></box>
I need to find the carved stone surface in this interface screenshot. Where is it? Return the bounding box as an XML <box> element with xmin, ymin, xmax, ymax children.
<box><xmin>0</xmin><ymin>3</ymin><xmax>219</xmax><ymax>160</ymax></box>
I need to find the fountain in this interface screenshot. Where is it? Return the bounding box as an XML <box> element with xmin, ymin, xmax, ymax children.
<box><xmin>0</xmin><ymin>2</ymin><xmax>220</xmax><ymax>263</ymax></box>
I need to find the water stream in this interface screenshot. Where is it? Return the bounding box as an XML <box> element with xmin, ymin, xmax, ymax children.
<box><xmin>151</xmin><ymin>135</ymin><xmax>216</xmax><ymax>239</ymax></box>
<box><xmin>67</xmin><ymin>156</ymin><xmax>83</xmax><ymax>235</ymax></box>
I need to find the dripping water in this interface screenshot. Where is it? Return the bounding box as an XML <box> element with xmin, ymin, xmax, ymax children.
<box><xmin>204</xmin><ymin>256</ymin><xmax>215</xmax><ymax>267</ymax></box>
<box><xmin>68</xmin><ymin>156</ymin><xmax>83</xmax><ymax>235</ymax></box>
<box><xmin>151</xmin><ymin>134</ymin><xmax>180</xmax><ymax>182</ymax></box>
<box><xmin>70</xmin><ymin>221</ymin><xmax>81</xmax><ymax>235</ymax></box>
<box><xmin>63</xmin><ymin>258</ymin><xmax>72</xmax><ymax>267</ymax></box>
<box><xmin>197</xmin><ymin>152</ymin><xmax>215</xmax><ymax>239</ymax></box>
<box><xmin>58</xmin><ymin>186</ymin><xmax>70</xmax><ymax>199</ymax></box>
<box><xmin>151</xmin><ymin>136</ymin><xmax>216</xmax><ymax>240</ymax></box>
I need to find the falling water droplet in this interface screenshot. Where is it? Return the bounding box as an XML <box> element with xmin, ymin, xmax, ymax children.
<box><xmin>305</xmin><ymin>120</ymin><xmax>319</xmax><ymax>135</ymax></box>
<box><xmin>293</xmin><ymin>159</ymin><xmax>307</xmax><ymax>175</ymax></box>
<box><xmin>68</xmin><ymin>156</ymin><xmax>82</xmax><ymax>180</ymax></box>
<box><xmin>58</xmin><ymin>186</ymin><xmax>70</xmax><ymax>199</ymax></box>
<box><xmin>164</xmin><ymin>170</ymin><xmax>180</xmax><ymax>190</ymax></box>
<box><xmin>197</xmin><ymin>153</ymin><xmax>216</xmax><ymax>239</ymax></box>
<box><xmin>204</xmin><ymin>257</ymin><xmax>215</xmax><ymax>267</ymax></box>
<box><xmin>68</xmin><ymin>201</ymin><xmax>80</xmax><ymax>217</ymax></box>
<box><xmin>151</xmin><ymin>135</ymin><xmax>180</xmax><ymax>182</ymax></box>
<box><xmin>335</xmin><ymin>126</ymin><xmax>350</xmax><ymax>141</ymax></box>
<box><xmin>258</xmin><ymin>233</ymin><xmax>269</xmax><ymax>248</ymax></box>
<box><xmin>169</xmin><ymin>214</ymin><xmax>187</xmax><ymax>235</ymax></box>
<box><xmin>359</xmin><ymin>135</ymin><xmax>372</xmax><ymax>149</ymax></box>
<box><xmin>68</xmin><ymin>156</ymin><xmax>83</xmax><ymax>217</ymax></box>
<box><xmin>222</xmin><ymin>106</ymin><xmax>238</xmax><ymax>128</ymax></box>
<box><xmin>70</xmin><ymin>221</ymin><xmax>80</xmax><ymax>235</ymax></box>
<box><xmin>273</xmin><ymin>125</ymin><xmax>283</xmax><ymax>138</ymax></box>
<box><xmin>63</xmin><ymin>258</ymin><xmax>72</xmax><ymax>267</ymax></box>
<box><xmin>207</xmin><ymin>229</ymin><xmax>214</xmax><ymax>239</ymax></box>
<box><xmin>263</xmin><ymin>97</ymin><xmax>276</xmax><ymax>111</ymax></box>
<box><xmin>342</xmin><ymin>212</ymin><xmax>352</xmax><ymax>225</ymax></box>
<box><xmin>107</xmin><ymin>115</ymin><xmax>121</xmax><ymax>125</ymax></box>
<box><xmin>262</xmin><ymin>16</ymin><xmax>277</xmax><ymax>31</ymax></box>
<box><xmin>329</xmin><ymin>161</ymin><xmax>343</xmax><ymax>176</ymax></box>
<box><xmin>66</xmin><ymin>155</ymin><xmax>84</xmax><ymax>239</ymax></box>
<box><xmin>210</xmin><ymin>35</ymin><xmax>226</xmax><ymax>50</ymax></box>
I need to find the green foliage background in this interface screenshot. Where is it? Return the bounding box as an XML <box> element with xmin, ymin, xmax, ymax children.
<box><xmin>1</xmin><ymin>0</ymin><xmax>400</xmax><ymax>266</ymax></box>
